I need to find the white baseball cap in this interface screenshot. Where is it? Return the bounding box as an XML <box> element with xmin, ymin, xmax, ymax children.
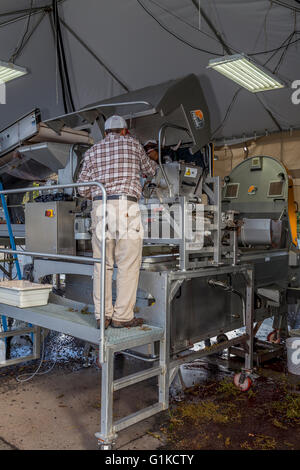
<box><xmin>104</xmin><ymin>115</ymin><xmax>128</xmax><ymax>131</ymax></box>
<box><xmin>144</xmin><ymin>140</ymin><xmax>157</xmax><ymax>147</ymax></box>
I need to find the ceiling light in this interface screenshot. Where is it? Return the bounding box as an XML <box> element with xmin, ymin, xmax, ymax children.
<box><xmin>207</xmin><ymin>54</ymin><xmax>284</xmax><ymax>92</ymax></box>
<box><xmin>0</xmin><ymin>60</ymin><xmax>28</xmax><ymax>84</ymax></box>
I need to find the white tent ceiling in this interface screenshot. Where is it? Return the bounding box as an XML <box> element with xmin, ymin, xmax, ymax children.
<box><xmin>0</xmin><ymin>0</ymin><xmax>300</xmax><ymax>144</ymax></box>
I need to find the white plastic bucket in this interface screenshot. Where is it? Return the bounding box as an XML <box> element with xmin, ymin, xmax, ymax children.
<box><xmin>286</xmin><ymin>336</ymin><xmax>300</xmax><ymax>376</ymax></box>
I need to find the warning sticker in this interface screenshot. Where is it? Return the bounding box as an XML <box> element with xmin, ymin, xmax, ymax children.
<box><xmin>190</xmin><ymin>109</ymin><xmax>205</xmax><ymax>130</ymax></box>
<box><xmin>185</xmin><ymin>167</ymin><xmax>198</xmax><ymax>178</ymax></box>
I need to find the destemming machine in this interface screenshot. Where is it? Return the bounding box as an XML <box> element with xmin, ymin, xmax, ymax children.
<box><xmin>0</xmin><ymin>74</ymin><xmax>299</xmax><ymax>448</ymax></box>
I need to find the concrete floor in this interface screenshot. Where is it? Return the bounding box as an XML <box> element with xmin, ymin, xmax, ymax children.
<box><xmin>0</xmin><ymin>317</ymin><xmax>292</xmax><ymax>450</ymax></box>
<box><xmin>0</xmin><ymin>438</ymin><xmax>15</xmax><ymax>450</ymax></box>
<box><xmin>0</xmin><ymin>360</ymin><xmax>167</xmax><ymax>450</ymax></box>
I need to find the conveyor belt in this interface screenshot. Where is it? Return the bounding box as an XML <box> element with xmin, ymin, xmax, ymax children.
<box><xmin>0</xmin><ymin>302</ymin><xmax>163</xmax><ymax>346</ymax></box>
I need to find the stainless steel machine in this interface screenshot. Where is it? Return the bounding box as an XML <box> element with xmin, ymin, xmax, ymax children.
<box><xmin>0</xmin><ymin>74</ymin><xmax>298</xmax><ymax>448</ymax></box>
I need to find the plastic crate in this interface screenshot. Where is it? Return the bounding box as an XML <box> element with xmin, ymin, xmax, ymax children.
<box><xmin>0</xmin><ymin>280</ymin><xmax>52</xmax><ymax>308</ymax></box>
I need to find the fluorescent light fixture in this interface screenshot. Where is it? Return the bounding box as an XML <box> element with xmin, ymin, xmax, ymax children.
<box><xmin>207</xmin><ymin>54</ymin><xmax>284</xmax><ymax>92</ymax></box>
<box><xmin>0</xmin><ymin>60</ymin><xmax>28</xmax><ymax>84</ymax></box>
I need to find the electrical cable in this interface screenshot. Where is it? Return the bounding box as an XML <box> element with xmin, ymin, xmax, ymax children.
<box><xmin>52</xmin><ymin>1</ymin><xmax>69</xmax><ymax>113</ymax></box>
<box><xmin>9</xmin><ymin>0</ymin><xmax>34</xmax><ymax>63</ymax></box>
<box><xmin>249</xmin><ymin>34</ymin><xmax>300</xmax><ymax>56</ymax></box>
<box><xmin>211</xmin><ymin>88</ymin><xmax>242</xmax><ymax>139</ymax></box>
<box><xmin>255</xmin><ymin>95</ymin><xmax>283</xmax><ymax>131</ymax></box>
<box><xmin>59</xmin><ymin>17</ymin><xmax>129</xmax><ymax>92</ymax></box>
<box><xmin>262</xmin><ymin>31</ymin><xmax>295</xmax><ymax>66</ymax></box>
<box><xmin>0</xmin><ymin>12</ymin><xmax>40</xmax><ymax>30</ymax></box>
<box><xmin>0</xmin><ymin>0</ymin><xmax>66</xmax><ymax>29</ymax></box>
<box><xmin>272</xmin><ymin>0</ymin><xmax>300</xmax><ymax>12</ymax></box>
<box><xmin>9</xmin><ymin>11</ymin><xmax>47</xmax><ymax>63</ymax></box>
<box><xmin>273</xmin><ymin>30</ymin><xmax>296</xmax><ymax>73</ymax></box>
<box><xmin>252</xmin><ymin>0</ymin><xmax>273</xmax><ymax>51</ymax></box>
<box><xmin>211</xmin><ymin>0</ymin><xmax>228</xmax><ymax>44</ymax></box>
<box><xmin>190</xmin><ymin>0</ymin><xmax>232</xmax><ymax>54</ymax></box>
<box><xmin>146</xmin><ymin>0</ymin><xmax>221</xmax><ymax>44</ymax></box>
<box><xmin>136</xmin><ymin>0</ymin><xmax>223</xmax><ymax>56</ymax></box>
<box><xmin>16</xmin><ymin>330</ymin><xmax>57</xmax><ymax>383</ymax></box>
<box><xmin>0</xmin><ymin>6</ymin><xmax>42</xmax><ymax>18</ymax></box>
<box><xmin>52</xmin><ymin>0</ymin><xmax>75</xmax><ymax>113</ymax></box>
<box><xmin>56</xmin><ymin>16</ymin><xmax>76</xmax><ymax>111</ymax></box>
<box><xmin>138</xmin><ymin>0</ymin><xmax>299</xmax><ymax>67</ymax></box>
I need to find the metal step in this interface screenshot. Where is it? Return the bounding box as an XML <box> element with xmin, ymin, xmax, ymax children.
<box><xmin>113</xmin><ymin>366</ymin><xmax>162</xmax><ymax>392</ymax></box>
<box><xmin>0</xmin><ymin>302</ymin><xmax>164</xmax><ymax>347</ymax></box>
<box><xmin>114</xmin><ymin>403</ymin><xmax>164</xmax><ymax>433</ymax></box>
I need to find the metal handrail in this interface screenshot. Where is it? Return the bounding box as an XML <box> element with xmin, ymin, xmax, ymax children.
<box><xmin>0</xmin><ymin>182</ymin><xmax>107</xmax><ymax>363</ymax></box>
<box><xmin>158</xmin><ymin>123</ymin><xmax>191</xmax><ymax>198</ymax></box>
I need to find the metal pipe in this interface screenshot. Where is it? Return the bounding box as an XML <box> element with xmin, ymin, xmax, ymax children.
<box><xmin>45</xmin><ymin>101</ymin><xmax>153</xmax><ymax>125</ymax></box>
<box><xmin>0</xmin><ymin>248</ymin><xmax>99</xmax><ymax>264</ymax></box>
<box><xmin>208</xmin><ymin>278</ymin><xmax>246</xmax><ymax>324</ymax></box>
<box><xmin>69</xmin><ymin>143</ymin><xmax>91</xmax><ymax>186</ymax></box>
<box><xmin>208</xmin><ymin>144</ymin><xmax>212</xmax><ymax>177</ymax></box>
<box><xmin>69</xmin><ymin>143</ymin><xmax>76</xmax><ymax>183</ymax></box>
<box><xmin>0</xmin><ymin>181</ymin><xmax>107</xmax><ymax>363</ymax></box>
<box><xmin>119</xmin><ymin>349</ymin><xmax>158</xmax><ymax>363</ymax></box>
<box><xmin>158</xmin><ymin>123</ymin><xmax>191</xmax><ymax>198</ymax></box>
<box><xmin>0</xmin><ymin>182</ymin><xmax>22</xmax><ymax>279</ymax></box>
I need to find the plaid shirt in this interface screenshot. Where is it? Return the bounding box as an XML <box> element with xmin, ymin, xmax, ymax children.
<box><xmin>77</xmin><ymin>133</ymin><xmax>157</xmax><ymax>199</ymax></box>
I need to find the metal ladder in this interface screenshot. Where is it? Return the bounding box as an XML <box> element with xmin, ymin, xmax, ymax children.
<box><xmin>95</xmin><ymin>329</ymin><xmax>167</xmax><ymax>449</ymax></box>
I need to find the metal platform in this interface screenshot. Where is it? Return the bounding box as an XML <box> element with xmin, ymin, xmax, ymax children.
<box><xmin>0</xmin><ymin>302</ymin><xmax>163</xmax><ymax>346</ymax></box>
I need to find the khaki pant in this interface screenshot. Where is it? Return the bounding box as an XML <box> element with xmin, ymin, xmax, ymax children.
<box><xmin>91</xmin><ymin>199</ymin><xmax>143</xmax><ymax>322</ymax></box>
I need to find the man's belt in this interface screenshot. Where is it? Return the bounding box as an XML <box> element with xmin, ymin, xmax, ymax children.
<box><xmin>93</xmin><ymin>195</ymin><xmax>138</xmax><ymax>203</ymax></box>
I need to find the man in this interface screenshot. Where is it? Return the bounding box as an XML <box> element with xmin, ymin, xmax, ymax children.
<box><xmin>77</xmin><ymin>115</ymin><xmax>158</xmax><ymax>329</ymax></box>
<box><xmin>144</xmin><ymin>140</ymin><xmax>159</xmax><ymax>162</ymax></box>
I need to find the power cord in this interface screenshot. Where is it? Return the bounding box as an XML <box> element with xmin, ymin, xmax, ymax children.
<box><xmin>16</xmin><ymin>330</ymin><xmax>57</xmax><ymax>383</ymax></box>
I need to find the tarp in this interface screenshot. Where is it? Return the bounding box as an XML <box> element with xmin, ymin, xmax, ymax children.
<box><xmin>0</xmin><ymin>0</ymin><xmax>300</xmax><ymax>144</ymax></box>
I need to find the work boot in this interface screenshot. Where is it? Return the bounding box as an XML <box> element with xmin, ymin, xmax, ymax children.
<box><xmin>111</xmin><ymin>317</ymin><xmax>144</xmax><ymax>329</ymax></box>
<box><xmin>96</xmin><ymin>318</ymin><xmax>111</xmax><ymax>330</ymax></box>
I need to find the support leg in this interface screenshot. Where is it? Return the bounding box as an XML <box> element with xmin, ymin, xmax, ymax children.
<box><xmin>158</xmin><ymin>338</ymin><xmax>169</xmax><ymax>410</ymax></box>
<box><xmin>244</xmin><ymin>268</ymin><xmax>254</xmax><ymax>371</ymax></box>
<box><xmin>33</xmin><ymin>326</ymin><xmax>41</xmax><ymax>359</ymax></box>
<box><xmin>95</xmin><ymin>347</ymin><xmax>116</xmax><ymax>447</ymax></box>
<box><xmin>272</xmin><ymin>305</ymin><xmax>289</xmax><ymax>341</ymax></box>
<box><xmin>234</xmin><ymin>268</ymin><xmax>255</xmax><ymax>391</ymax></box>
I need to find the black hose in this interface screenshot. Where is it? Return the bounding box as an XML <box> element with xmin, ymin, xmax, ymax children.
<box><xmin>52</xmin><ymin>0</ymin><xmax>67</xmax><ymax>113</ymax></box>
<box><xmin>52</xmin><ymin>0</ymin><xmax>75</xmax><ymax>113</ymax></box>
<box><xmin>56</xmin><ymin>12</ymin><xmax>76</xmax><ymax>112</ymax></box>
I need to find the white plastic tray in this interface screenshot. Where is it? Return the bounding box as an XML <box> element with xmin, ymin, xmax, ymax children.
<box><xmin>0</xmin><ymin>280</ymin><xmax>52</xmax><ymax>308</ymax></box>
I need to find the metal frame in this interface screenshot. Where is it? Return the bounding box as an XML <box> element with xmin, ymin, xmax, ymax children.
<box><xmin>0</xmin><ymin>181</ymin><xmax>107</xmax><ymax>362</ymax></box>
<box><xmin>143</xmin><ymin>179</ymin><xmax>223</xmax><ymax>271</ymax></box>
<box><xmin>0</xmin><ymin>181</ymin><xmax>171</xmax><ymax>448</ymax></box>
<box><xmin>0</xmin><ymin>325</ymin><xmax>41</xmax><ymax>367</ymax></box>
<box><xmin>45</xmin><ymin>101</ymin><xmax>154</xmax><ymax>134</ymax></box>
<box><xmin>97</xmin><ymin>263</ymin><xmax>254</xmax><ymax>448</ymax></box>
<box><xmin>157</xmin><ymin>123</ymin><xmax>191</xmax><ymax>198</ymax></box>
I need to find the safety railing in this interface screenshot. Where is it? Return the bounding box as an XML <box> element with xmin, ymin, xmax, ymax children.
<box><xmin>0</xmin><ymin>182</ymin><xmax>107</xmax><ymax>362</ymax></box>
